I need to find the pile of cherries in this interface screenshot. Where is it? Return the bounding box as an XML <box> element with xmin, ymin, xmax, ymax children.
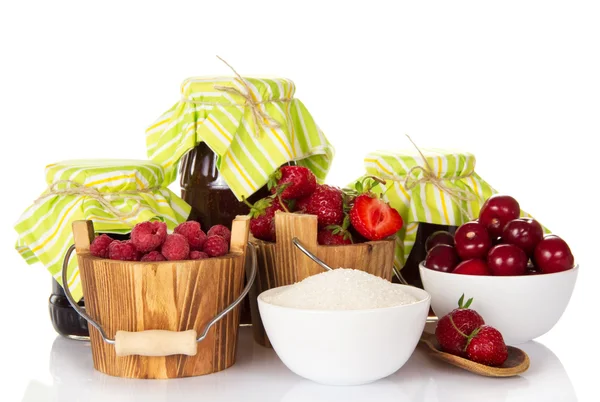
<box><xmin>424</xmin><ymin>194</ymin><xmax>575</xmax><ymax>276</ymax></box>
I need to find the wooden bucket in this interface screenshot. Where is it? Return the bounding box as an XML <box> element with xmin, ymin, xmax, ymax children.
<box><xmin>62</xmin><ymin>216</ymin><xmax>256</xmax><ymax>379</ymax></box>
<box><xmin>248</xmin><ymin>212</ymin><xmax>396</xmax><ymax>348</ymax></box>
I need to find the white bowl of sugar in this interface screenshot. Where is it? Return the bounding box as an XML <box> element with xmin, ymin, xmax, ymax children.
<box><xmin>257</xmin><ymin>269</ymin><xmax>431</xmax><ymax>386</ymax></box>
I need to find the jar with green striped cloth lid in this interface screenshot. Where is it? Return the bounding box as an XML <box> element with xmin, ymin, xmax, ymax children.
<box><xmin>145</xmin><ymin>73</ymin><xmax>335</xmax><ymax>201</ymax></box>
<box><xmin>14</xmin><ymin>159</ymin><xmax>191</xmax><ymax>302</ymax></box>
<box><xmin>352</xmin><ymin>145</ymin><xmax>543</xmax><ymax>284</ymax></box>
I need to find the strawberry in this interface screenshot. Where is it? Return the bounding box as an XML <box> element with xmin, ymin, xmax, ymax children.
<box><xmin>435</xmin><ymin>295</ymin><xmax>485</xmax><ymax>357</ymax></box>
<box><xmin>349</xmin><ymin>194</ymin><xmax>402</xmax><ymax>241</ymax></box>
<box><xmin>465</xmin><ymin>325</ymin><xmax>508</xmax><ymax>366</ymax></box>
<box><xmin>268</xmin><ymin>166</ymin><xmax>317</xmax><ymax>200</ymax></box>
<box><xmin>296</xmin><ymin>184</ymin><xmax>344</xmax><ymax>228</ymax></box>
<box><xmin>246</xmin><ymin>196</ymin><xmax>287</xmax><ymax>242</ymax></box>
<box><xmin>318</xmin><ymin>216</ymin><xmax>353</xmax><ymax>245</ymax></box>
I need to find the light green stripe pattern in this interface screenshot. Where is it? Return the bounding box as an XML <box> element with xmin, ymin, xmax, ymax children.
<box><xmin>14</xmin><ymin>160</ymin><xmax>191</xmax><ymax>301</ymax></box>
<box><xmin>146</xmin><ymin>76</ymin><xmax>335</xmax><ymax>200</ymax></box>
<box><xmin>355</xmin><ymin>149</ymin><xmax>541</xmax><ymax>272</ymax></box>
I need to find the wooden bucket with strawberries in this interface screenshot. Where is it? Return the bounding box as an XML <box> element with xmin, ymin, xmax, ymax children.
<box><xmin>247</xmin><ymin>174</ymin><xmax>401</xmax><ymax>347</ymax></box>
<box><xmin>61</xmin><ymin>217</ymin><xmax>256</xmax><ymax>379</ymax></box>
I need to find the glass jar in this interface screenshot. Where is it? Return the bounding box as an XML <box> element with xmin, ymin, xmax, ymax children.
<box><xmin>180</xmin><ymin>142</ymin><xmax>272</xmax><ymax>324</ymax></box>
<box><xmin>49</xmin><ymin>278</ymin><xmax>89</xmax><ymax>339</ymax></box>
<box><xmin>180</xmin><ymin>142</ymin><xmax>270</xmax><ymax>226</ymax></box>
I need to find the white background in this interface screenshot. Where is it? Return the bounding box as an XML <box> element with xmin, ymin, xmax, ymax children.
<box><xmin>0</xmin><ymin>1</ymin><xmax>598</xmax><ymax>401</ymax></box>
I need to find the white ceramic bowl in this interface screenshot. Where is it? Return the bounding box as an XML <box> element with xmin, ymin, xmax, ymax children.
<box><xmin>257</xmin><ymin>285</ymin><xmax>430</xmax><ymax>386</ymax></box>
<box><xmin>419</xmin><ymin>263</ymin><xmax>579</xmax><ymax>345</ymax></box>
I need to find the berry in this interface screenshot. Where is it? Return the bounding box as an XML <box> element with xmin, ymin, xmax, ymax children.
<box><xmin>425</xmin><ymin>231</ymin><xmax>455</xmax><ymax>253</ymax></box>
<box><xmin>190</xmin><ymin>250</ymin><xmax>209</xmax><ymax>260</ymax></box>
<box><xmin>90</xmin><ymin>234</ymin><xmax>114</xmax><ymax>258</ymax></box>
<box><xmin>453</xmin><ymin>259</ymin><xmax>491</xmax><ymax>275</ymax></box>
<box><xmin>174</xmin><ymin>221</ymin><xmax>207</xmax><ymax>251</ymax></box>
<box><xmin>207</xmin><ymin>224</ymin><xmax>231</xmax><ymax>244</ymax></box>
<box><xmin>435</xmin><ymin>295</ymin><xmax>485</xmax><ymax>357</ymax></box>
<box><xmin>203</xmin><ymin>235</ymin><xmax>229</xmax><ymax>257</ymax></box>
<box><xmin>424</xmin><ymin>244</ymin><xmax>459</xmax><ymax>273</ymax></box>
<box><xmin>131</xmin><ymin>221</ymin><xmax>167</xmax><ymax>252</ymax></box>
<box><xmin>161</xmin><ymin>234</ymin><xmax>190</xmax><ymax>261</ymax></box>
<box><xmin>349</xmin><ymin>194</ymin><xmax>403</xmax><ymax>241</ymax></box>
<box><xmin>297</xmin><ymin>184</ymin><xmax>344</xmax><ymax>228</ymax></box>
<box><xmin>318</xmin><ymin>229</ymin><xmax>353</xmax><ymax>245</ymax></box>
<box><xmin>465</xmin><ymin>325</ymin><xmax>508</xmax><ymax>366</ymax></box>
<box><xmin>454</xmin><ymin>221</ymin><xmax>491</xmax><ymax>260</ymax></box>
<box><xmin>247</xmin><ymin>197</ymin><xmax>286</xmax><ymax>242</ymax></box>
<box><xmin>479</xmin><ymin>195</ymin><xmax>520</xmax><ymax>238</ymax></box>
<box><xmin>487</xmin><ymin>244</ymin><xmax>528</xmax><ymax>276</ymax></box>
<box><xmin>108</xmin><ymin>240</ymin><xmax>139</xmax><ymax>261</ymax></box>
<box><xmin>140</xmin><ymin>251</ymin><xmax>166</xmax><ymax>262</ymax></box>
<box><xmin>502</xmin><ymin>218</ymin><xmax>544</xmax><ymax>256</ymax></box>
<box><xmin>269</xmin><ymin>166</ymin><xmax>317</xmax><ymax>200</ymax></box>
<box><xmin>533</xmin><ymin>235</ymin><xmax>574</xmax><ymax>273</ymax></box>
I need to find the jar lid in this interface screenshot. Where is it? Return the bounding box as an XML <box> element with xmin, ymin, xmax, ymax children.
<box><xmin>15</xmin><ymin>159</ymin><xmax>191</xmax><ymax>301</ymax></box>
<box><xmin>146</xmin><ymin>75</ymin><xmax>335</xmax><ymax>201</ymax></box>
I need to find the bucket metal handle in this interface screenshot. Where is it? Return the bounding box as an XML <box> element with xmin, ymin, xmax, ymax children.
<box><xmin>61</xmin><ymin>242</ymin><xmax>258</xmax><ymax>357</ymax></box>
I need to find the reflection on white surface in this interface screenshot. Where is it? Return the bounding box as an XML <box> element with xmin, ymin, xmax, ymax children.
<box><xmin>20</xmin><ymin>327</ymin><xmax>576</xmax><ymax>402</ymax></box>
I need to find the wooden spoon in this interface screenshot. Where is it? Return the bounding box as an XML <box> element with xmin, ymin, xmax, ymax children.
<box><xmin>419</xmin><ymin>332</ymin><xmax>530</xmax><ymax>377</ymax></box>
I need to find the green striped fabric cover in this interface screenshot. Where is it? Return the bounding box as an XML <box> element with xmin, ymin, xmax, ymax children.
<box><xmin>146</xmin><ymin>76</ymin><xmax>335</xmax><ymax>200</ymax></box>
<box><xmin>14</xmin><ymin>160</ymin><xmax>191</xmax><ymax>301</ymax></box>
<box><xmin>355</xmin><ymin>149</ymin><xmax>538</xmax><ymax>271</ymax></box>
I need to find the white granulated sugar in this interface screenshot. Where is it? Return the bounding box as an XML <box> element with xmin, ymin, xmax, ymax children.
<box><xmin>263</xmin><ymin>268</ymin><xmax>418</xmax><ymax>310</ymax></box>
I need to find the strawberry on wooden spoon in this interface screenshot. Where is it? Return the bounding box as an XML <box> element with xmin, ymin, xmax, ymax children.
<box><xmin>348</xmin><ymin>178</ymin><xmax>402</xmax><ymax>241</ymax></box>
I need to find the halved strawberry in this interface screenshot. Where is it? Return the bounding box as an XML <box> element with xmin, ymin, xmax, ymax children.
<box><xmin>349</xmin><ymin>194</ymin><xmax>403</xmax><ymax>241</ymax></box>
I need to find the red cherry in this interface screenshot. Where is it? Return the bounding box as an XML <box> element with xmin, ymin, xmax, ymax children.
<box><xmin>424</xmin><ymin>244</ymin><xmax>459</xmax><ymax>273</ymax></box>
<box><xmin>533</xmin><ymin>235</ymin><xmax>574</xmax><ymax>273</ymax></box>
<box><xmin>454</xmin><ymin>221</ymin><xmax>492</xmax><ymax>260</ymax></box>
<box><xmin>479</xmin><ymin>195</ymin><xmax>520</xmax><ymax>238</ymax></box>
<box><xmin>453</xmin><ymin>259</ymin><xmax>491</xmax><ymax>275</ymax></box>
<box><xmin>487</xmin><ymin>244</ymin><xmax>528</xmax><ymax>276</ymax></box>
<box><xmin>502</xmin><ymin>218</ymin><xmax>543</xmax><ymax>256</ymax></box>
<box><xmin>425</xmin><ymin>231</ymin><xmax>455</xmax><ymax>253</ymax></box>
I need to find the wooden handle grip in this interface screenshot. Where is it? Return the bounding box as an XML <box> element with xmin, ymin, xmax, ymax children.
<box><xmin>114</xmin><ymin>330</ymin><xmax>198</xmax><ymax>357</ymax></box>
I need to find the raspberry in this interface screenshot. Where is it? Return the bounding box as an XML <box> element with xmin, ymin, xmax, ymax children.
<box><xmin>140</xmin><ymin>251</ymin><xmax>166</xmax><ymax>262</ymax></box>
<box><xmin>174</xmin><ymin>221</ymin><xmax>207</xmax><ymax>251</ymax></box>
<box><xmin>207</xmin><ymin>224</ymin><xmax>231</xmax><ymax>244</ymax></box>
<box><xmin>108</xmin><ymin>240</ymin><xmax>139</xmax><ymax>261</ymax></box>
<box><xmin>90</xmin><ymin>234</ymin><xmax>114</xmax><ymax>258</ymax></box>
<box><xmin>131</xmin><ymin>221</ymin><xmax>167</xmax><ymax>252</ymax></box>
<box><xmin>161</xmin><ymin>233</ymin><xmax>190</xmax><ymax>261</ymax></box>
<box><xmin>189</xmin><ymin>251</ymin><xmax>209</xmax><ymax>260</ymax></box>
<box><xmin>203</xmin><ymin>235</ymin><xmax>229</xmax><ymax>257</ymax></box>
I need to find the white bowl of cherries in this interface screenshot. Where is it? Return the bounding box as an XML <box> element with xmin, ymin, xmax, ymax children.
<box><xmin>419</xmin><ymin>194</ymin><xmax>578</xmax><ymax>345</ymax></box>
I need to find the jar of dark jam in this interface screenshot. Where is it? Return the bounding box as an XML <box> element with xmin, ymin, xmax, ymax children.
<box><xmin>49</xmin><ymin>279</ymin><xmax>89</xmax><ymax>339</ymax></box>
<box><xmin>180</xmin><ymin>142</ymin><xmax>273</xmax><ymax>324</ymax></box>
<box><xmin>393</xmin><ymin>223</ymin><xmax>459</xmax><ymax>288</ymax></box>
<box><xmin>49</xmin><ymin>233</ymin><xmax>129</xmax><ymax>339</ymax></box>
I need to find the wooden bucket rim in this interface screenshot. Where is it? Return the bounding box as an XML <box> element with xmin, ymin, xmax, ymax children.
<box><xmin>78</xmin><ymin>250</ymin><xmax>244</xmax><ymax>266</ymax></box>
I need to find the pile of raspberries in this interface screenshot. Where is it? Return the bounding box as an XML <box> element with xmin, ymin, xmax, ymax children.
<box><xmin>89</xmin><ymin>221</ymin><xmax>231</xmax><ymax>261</ymax></box>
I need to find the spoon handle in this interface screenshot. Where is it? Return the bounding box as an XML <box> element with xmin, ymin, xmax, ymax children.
<box><xmin>292</xmin><ymin>237</ymin><xmax>333</xmax><ymax>272</ymax></box>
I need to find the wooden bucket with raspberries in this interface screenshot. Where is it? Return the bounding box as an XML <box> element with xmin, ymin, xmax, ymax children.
<box><xmin>61</xmin><ymin>216</ymin><xmax>256</xmax><ymax>379</ymax></box>
<box><xmin>250</xmin><ymin>175</ymin><xmax>402</xmax><ymax>347</ymax></box>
